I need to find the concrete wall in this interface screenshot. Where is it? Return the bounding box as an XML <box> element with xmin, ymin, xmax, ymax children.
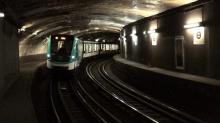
<box><xmin>120</xmin><ymin>1</ymin><xmax>220</xmax><ymax>79</ymax></box>
<box><xmin>0</xmin><ymin>18</ymin><xmax>19</xmax><ymax>93</ymax></box>
<box><xmin>212</xmin><ymin>0</ymin><xmax>220</xmax><ymax>79</ymax></box>
<box><xmin>19</xmin><ymin>39</ymin><xmax>47</xmax><ymax>57</ymax></box>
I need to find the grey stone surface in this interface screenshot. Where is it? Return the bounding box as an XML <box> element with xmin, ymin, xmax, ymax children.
<box><xmin>0</xmin><ymin>57</ymin><xmax>44</xmax><ymax>123</ymax></box>
<box><xmin>0</xmin><ymin>19</ymin><xmax>19</xmax><ymax>100</ymax></box>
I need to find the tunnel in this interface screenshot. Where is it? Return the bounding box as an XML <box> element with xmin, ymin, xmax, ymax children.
<box><xmin>0</xmin><ymin>0</ymin><xmax>220</xmax><ymax>122</ymax></box>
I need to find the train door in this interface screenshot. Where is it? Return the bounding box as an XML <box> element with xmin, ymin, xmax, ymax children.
<box><xmin>175</xmin><ymin>36</ymin><xmax>185</xmax><ymax>70</ymax></box>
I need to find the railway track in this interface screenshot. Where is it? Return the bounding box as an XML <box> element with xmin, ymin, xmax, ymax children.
<box><xmin>100</xmin><ymin>60</ymin><xmax>206</xmax><ymax>123</ymax></box>
<box><xmin>74</xmin><ymin>57</ymin><xmax>206</xmax><ymax>123</ymax></box>
<box><xmin>49</xmin><ymin>72</ymin><xmax>97</xmax><ymax>123</ymax></box>
<box><xmin>49</xmin><ymin>56</ymin><xmax>205</xmax><ymax>123</ymax></box>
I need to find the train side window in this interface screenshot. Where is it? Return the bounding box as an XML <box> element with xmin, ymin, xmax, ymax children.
<box><xmin>86</xmin><ymin>44</ymin><xmax>88</xmax><ymax>53</ymax></box>
<box><xmin>95</xmin><ymin>44</ymin><xmax>97</xmax><ymax>51</ymax></box>
<box><xmin>89</xmin><ymin>44</ymin><xmax>92</xmax><ymax>53</ymax></box>
<box><xmin>87</xmin><ymin>44</ymin><xmax>89</xmax><ymax>53</ymax></box>
<box><xmin>84</xmin><ymin>44</ymin><xmax>86</xmax><ymax>53</ymax></box>
<box><xmin>106</xmin><ymin>44</ymin><xmax>108</xmax><ymax>50</ymax></box>
<box><xmin>92</xmin><ymin>44</ymin><xmax>95</xmax><ymax>52</ymax></box>
<box><xmin>102</xmin><ymin>44</ymin><xmax>104</xmax><ymax>51</ymax></box>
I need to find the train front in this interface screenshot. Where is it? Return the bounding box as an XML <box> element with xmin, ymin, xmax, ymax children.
<box><xmin>46</xmin><ymin>35</ymin><xmax>77</xmax><ymax>70</ymax></box>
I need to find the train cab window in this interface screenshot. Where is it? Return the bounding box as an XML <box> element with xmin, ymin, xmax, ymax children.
<box><xmin>51</xmin><ymin>36</ymin><xmax>73</xmax><ymax>56</ymax></box>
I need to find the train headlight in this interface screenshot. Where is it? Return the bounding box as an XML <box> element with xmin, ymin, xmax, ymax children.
<box><xmin>47</xmin><ymin>54</ymin><xmax>51</xmax><ymax>58</ymax></box>
<box><xmin>71</xmin><ymin>56</ymin><xmax>75</xmax><ymax>59</ymax></box>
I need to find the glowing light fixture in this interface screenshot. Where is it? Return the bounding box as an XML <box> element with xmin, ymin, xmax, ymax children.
<box><xmin>95</xmin><ymin>39</ymin><xmax>99</xmax><ymax>42</ymax></box>
<box><xmin>143</xmin><ymin>31</ymin><xmax>146</xmax><ymax>35</ymax></box>
<box><xmin>130</xmin><ymin>26</ymin><xmax>137</xmax><ymax>36</ymax></box>
<box><xmin>32</xmin><ymin>31</ymin><xmax>39</xmax><ymax>36</ymax></box>
<box><xmin>131</xmin><ymin>35</ymin><xmax>138</xmax><ymax>46</ymax></box>
<box><xmin>148</xmin><ymin>30</ymin><xmax>156</xmax><ymax>34</ymax></box>
<box><xmin>151</xmin><ymin>33</ymin><xmax>158</xmax><ymax>46</ymax></box>
<box><xmin>47</xmin><ymin>54</ymin><xmax>50</xmax><ymax>58</ymax></box>
<box><xmin>94</xmin><ymin>27</ymin><xmax>99</xmax><ymax>30</ymax></box>
<box><xmin>147</xmin><ymin>29</ymin><xmax>158</xmax><ymax>46</ymax></box>
<box><xmin>61</xmin><ymin>37</ymin><xmax>66</xmax><ymax>40</ymax></box>
<box><xmin>0</xmin><ymin>12</ymin><xmax>4</xmax><ymax>18</ymax></box>
<box><xmin>21</xmin><ymin>28</ymin><xmax>25</xmax><ymax>32</ymax></box>
<box><xmin>184</xmin><ymin>22</ymin><xmax>200</xmax><ymax>29</ymax></box>
<box><xmin>71</xmin><ymin>56</ymin><xmax>75</xmax><ymax>59</ymax></box>
<box><xmin>55</xmin><ymin>36</ymin><xmax>59</xmax><ymax>40</ymax></box>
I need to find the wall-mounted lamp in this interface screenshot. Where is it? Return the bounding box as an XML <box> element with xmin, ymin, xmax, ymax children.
<box><xmin>148</xmin><ymin>29</ymin><xmax>158</xmax><ymax>46</ymax></box>
<box><xmin>184</xmin><ymin>22</ymin><xmax>205</xmax><ymax>45</ymax></box>
<box><xmin>130</xmin><ymin>26</ymin><xmax>137</xmax><ymax>36</ymax></box>
<box><xmin>147</xmin><ymin>29</ymin><xmax>156</xmax><ymax>34</ymax></box>
<box><xmin>184</xmin><ymin>22</ymin><xmax>201</xmax><ymax>29</ymax></box>
<box><xmin>0</xmin><ymin>12</ymin><xmax>5</xmax><ymax>18</ymax></box>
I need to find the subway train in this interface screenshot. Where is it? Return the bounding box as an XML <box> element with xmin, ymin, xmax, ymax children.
<box><xmin>46</xmin><ymin>34</ymin><xmax>119</xmax><ymax>70</ymax></box>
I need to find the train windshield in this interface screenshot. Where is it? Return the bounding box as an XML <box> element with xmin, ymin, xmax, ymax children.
<box><xmin>51</xmin><ymin>35</ymin><xmax>73</xmax><ymax>56</ymax></box>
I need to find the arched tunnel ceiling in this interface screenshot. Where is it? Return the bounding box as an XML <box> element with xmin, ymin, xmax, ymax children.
<box><xmin>3</xmin><ymin>0</ymin><xmax>198</xmax><ymax>40</ymax></box>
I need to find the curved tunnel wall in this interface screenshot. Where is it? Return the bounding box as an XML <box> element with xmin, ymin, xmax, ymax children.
<box><xmin>19</xmin><ymin>41</ymin><xmax>47</xmax><ymax>57</ymax></box>
<box><xmin>120</xmin><ymin>1</ymin><xmax>220</xmax><ymax>79</ymax></box>
<box><xmin>0</xmin><ymin>18</ymin><xmax>19</xmax><ymax>94</ymax></box>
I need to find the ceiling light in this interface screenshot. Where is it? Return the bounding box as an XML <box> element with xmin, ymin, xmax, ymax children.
<box><xmin>0</xmin><ymin>12</ymin><xmax>5</xmax><ymax>18</ymax></box>
<box><xmin>32</xmin><ymin>31</ymin><xmax>39</xmax><ymax>35</ymax></box>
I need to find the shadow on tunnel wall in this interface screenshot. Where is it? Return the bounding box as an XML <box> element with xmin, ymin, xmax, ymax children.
<box><xmin>19</xmin><ymin>54</ymin><xmax>46</xmax><ymax>63</ymax></box>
